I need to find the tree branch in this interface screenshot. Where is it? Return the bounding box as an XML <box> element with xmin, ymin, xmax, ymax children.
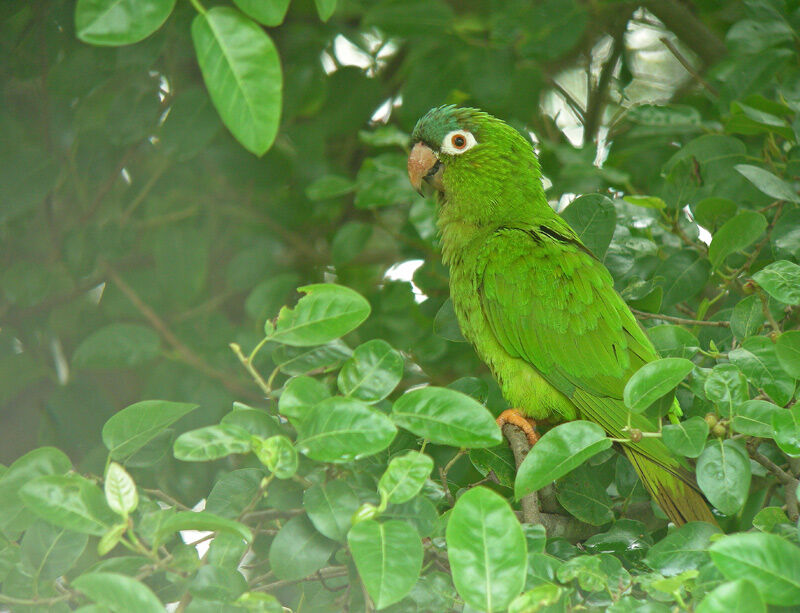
<box><xmin>632</xmin><ymin>309</ymin><xmax>729</xmax><ymax>327</ymax></box>
<box><xmin>502</xmin><ymin>424</ymin><xmax>598</xmax><ymax>541</ymax></box>
<box><xmin>643</xmin><ymin>0</ymin><xmax>726</xmax><ymax>67</ymax></box>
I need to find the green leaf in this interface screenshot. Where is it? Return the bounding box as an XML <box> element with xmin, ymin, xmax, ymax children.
<box><xmin>303</xmin><ymin>480</ymin><xmax>361</xmax><ymax>542</ymax></box>
<box><xmin>623</xmin><ymin>195</ymin><xmax>666</xmax><ymax>209</ymax></box>
<box><xmin>331</xmin><ymin>221</ymin><xmax>373</xmax><ymax>265</ymax></box>
<box><xmin>295</xmin><ymin>396</ymin><xmax>396</xmax><ymax>463</ymax></box>
<box><xmin>730</xmin><ymin>336</ymin><xmax>795</xmax><ymax>406</ymax></box>
<box><xmin>773</xmin><ymin>406</ymin><xmax>800</xmax><ymax>457</ymax></box>
<box><xmin>385</xmin><ymin>496</ymin><xmax>438</xmax><ymax>538</ymax></box>
<box><xmin>656</xmin><ymin>250</ymin><xmax>711</xmax><ymax>307</ymax></box>
<box><xmin>221</xmin><ymin>405</ymin><xmax>284</xmax><ymax>439</ymax></box>
<box><xmin>232</xmin><ymin>0</ymin><xmax>290</xmax><ymax>26</ymax></box>
<box><xmin>696</xmin><ymin>440</ymin><xmax>751</xmax><ymax>516</ymax></box>
<box><xmin>104</xmin><ymin>462</ymin><xmax>138</xmax><ymax>517</ymax></box>
<box><xmin>268</xmin><ymin>284</ymin><xmax>371</xmax><ymax>346</ymax></box>
<box><xmin>735</xmin><ymin>165</ymin><xmax>800</xmax><ymax>203</ymax></box>
<box><xmin>252</xmin><ymin>435</ymin><xmax>298</xmax><ymax>478</ymax></box>
<box><xmin>102</xmin><ymin>400</ymin><xmax>198</xmax><ymax>461</ymax></box>
<box><xmin>696</xmin><ymin>579</ymin><xmax>766</xmax><ymax>613</ymax></box>
<box><xmin>191</xmin><ymin>7</ymin><xmax>282</xmax><ymax>156</ymax></box>
<box><xmin>515</xmin><ymin>421</ymin><xmax>611</xmax><ymax>499</ymax></box>
<box><xmin>160</xmin><ymin>87</ymin><xmax>221</xmax><ymax>161</ymax></box>
<box><xmin>469</xmin><ymin>445</ymin><xmax>516</xmax><ymax>489</ymax></box>
<box><xmin>20</xmin><ymin>520</ymin><xmax>88</xmax><ymax>583</ymax></box>
<box><xmin>623</xmin><ymin>358</ymin><xmax>694</xmax><ymax>413</ymax></box>
<box><xmin>555</xmin><ymin>464</ymin><xmax>614</xmax><ymax>526</ymax></box>
<box><xmin>730</xmin><ymin>295</ymin><xmax>764</xmax><ymax>339</ymax></box>
<box><xmin>189</xmin><ymin>565</ymin><xmax>248</xmax><ymax>602</ymax></box>
<box><xmin>704</xmin><ymin>363</ymin><xmax>748</xmax><ymax>417</ymax></box>
<box><xmin>509</xmin><ymin>585</ymin><xmax>565</xmax><ymax>613</ymax></box>
<box><xmin>647</xmin><ymin>325</ymin><xmax>699</xmax><ymax>359</ymax></box>
<box><xmin>710</xmin><ymin>532</ymin><xmax>800</xmax><ymax>605</ymax></box>
<box><xmin>73</xmin><ymin>572</ymin><xmax>163</xmax><ymax>612</ymax></box>
<box><xmin>708</xmin><ymin>211</ymin><xmax>767</xmax><ymax>268</ymax></box>
<box><xmin>305</xmin><ymin>175</ymin><xmax>356</xmax><ymax>201</ymax></box>
<box><xmin>434</xmin><ymin>299</ymin><xmax>467</xmax><ymax>342</ymax></box>
<box><xmin>776</xmin><ymin>330</ymin><xmax>800</xmax><ymax>378</ymax></box>
<box><xmin>391</xmin><ymin>386</ymin><xmax>502</xmax><ymax>448</ymax></box>
<box><xmin>753</xmin><ymin>507</ymin><xmax>791</xmax><ymax>533</ymax></box>
<box><xmin>693</xmin><ymin>197</ymin><xmax>738</xmax><ymax>233</ymax></box>
<box><xmin>348</xmin><ymin>519</ymin><xmax>423</xmax><ymax>609</ymax></box>
<box><xmin>354</xmin><ymin>154</ymin><xmax>418</xmax><ymax>209</ymax></box>
<box><xmin>156</xmin><ymin>511</ymin><xmax>253</xmax><ymax>545</ymax></box>
<box><xmin>662</xmin><ymin>416</ymin><xmax>709</xmax><ymax>458</ymax></box>
<box><xmin>753</xmin><ymin>260</ymin><xmax>800</xmax><ymax>305</ymax></box>
<box><xmin>72</xmin><ymin>323</ymin><xmax>160</xmax><ymax>369</ymax></box>
<box><xmin>0</xmin><ymin>447</ymin><xmax>72</xmax><ymax>537</ymax></box>
<box><xmin>278</xmin><ymin>375</ymin><xmax>331</xmax><ymax>422</ymax></box>
<box><xmin>97</xmin><ymin>523</ymin><xmax>128</xmax><ymax>557</ymax></box>
<box><xmin>75</xmin><ymin>0</ymin><xmax>176</xmax><ymax>46</ymax></box>
<box><xmin>732</xmin><ymin>399</ymin><xmax>783</xmax><ymax>437</ymax></box>
<box><xmin>446</xmin><ymin>487</ymin><xmax>527</xmax><ymax>612</ymax></box>
<box><xmin>206</xmin><ymin>468</ymin><xmax>263</xmax><ymax>519</ymax></box>
<box><xmin>644</xmin><ymin>522</ymin><xmax>720</xmax><ymax>576</ymax></box>
<box><xmin>560</xmin><ymin>194</ymin><xmax>616</xmax><ymax>259</ymax></box>
<box><xmin>173</xmin><ymin>424</ymin><xmax>252</xmax><ymax>462</ymax></box>
<box><xmin>378</xmin><ymin>451</ymin><xmax>434</xmax><ymax>504</ymax></box>
<box><xmin>338</xmin><ymin>339</ymin><xmax>403</xmax><ymax>403</ymax></box>
<box><xmin>268</xmin><ymin>515</ymin><xmax>337</xmax><ymax>580</ymax></box>
<box><xmin>314</xmin><ymin>0</ymin><xmax>337</xmax><ymax>21</ymax></box>
<box><xmin>19</xmin><ymin>474</ymin><xmax>117</xmax><ymax>536</ymax></box>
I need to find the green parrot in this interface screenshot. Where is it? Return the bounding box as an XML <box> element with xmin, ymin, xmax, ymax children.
<box><xmin>407</xmin><ymin>106</ymin><xmax>715</xmax><ymax>526</ymax></box>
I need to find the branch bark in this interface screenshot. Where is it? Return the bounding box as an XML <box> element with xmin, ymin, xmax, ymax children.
<box><xmin>502</xmin><ymin>424</ymin><xmax>597</xmax><ymax>542</ymax></box>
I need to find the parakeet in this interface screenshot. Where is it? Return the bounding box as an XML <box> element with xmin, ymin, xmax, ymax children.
<box><xmin>407</xmin><ymin>106</ymin><xmax>715</xmax><ymax>526</ymax></box>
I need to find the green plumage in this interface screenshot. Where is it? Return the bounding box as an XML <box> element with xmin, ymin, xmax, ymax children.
<box><xmin>411</xmin><ymin>106</ymin><xmax>715</xmax><ymax>525</ymax></box>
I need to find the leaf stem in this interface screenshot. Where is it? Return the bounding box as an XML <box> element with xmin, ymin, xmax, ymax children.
<box><xmin>187</xmin><ymin>0</ymin><xmax>206</xmax><ymax>15</ymax></box>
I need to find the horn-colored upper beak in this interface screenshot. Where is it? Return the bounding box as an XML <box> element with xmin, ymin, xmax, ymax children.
<box><xmin>408</xmin><ymin>142</ymin><xmax>442</xmax><ymax>195</ymax></box>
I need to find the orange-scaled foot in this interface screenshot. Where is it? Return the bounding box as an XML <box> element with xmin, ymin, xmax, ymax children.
<box><xmin>496</xmin><ymin>409</ymin><xmax>540</xmax><ymax>446</ymax></box>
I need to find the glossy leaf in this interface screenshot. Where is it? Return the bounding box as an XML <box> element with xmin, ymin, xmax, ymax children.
<box><xmin>189</xmin><ymin>565</ymin><xmax>247</xmax><ymax>602</ymax></box>
<box><xmin>753</xmin><ymin>260</ymin><xmax>800</xmax><ymax>305</ymax></box>
<box><xmin>303</xmin><ymin>480</ymin><xmax>361</xmax><ymax>542</ymax></box>
<box><xmin>446</xmin><ymin>487</ymin><xmax>527</xmax><ymax>612</ymax></box>
<box><xmin>267</xmin><ymin>284</ymin><xmax>371</xmax><ymax>346</ymax></box>
<box><xmin>730</xmin><ymin>336</ymin><xmax>795</xmax><ymax>405</ymax></box>
<box><xmin>19</xmin><ymin>474</ymin><xmax>117</xmax><ymax>536</ymax></box>
<box><xmin>268</xmin><ymin>515</ymin><xmax>336</xmax><ymax>580</ymax></box>
<box><xmin>696</xmin><ymin>579</ymin><xmax>766</xmax><ymax>613</ymax></box>
<box><xmin>348</xmin><ymin>519</ymin><xmax>423</xmax><ymax>609</ymax></box>
<box><xmin>75</xmin><ymin>0</ymin><xmax>176</xmax><ymax>46</ymax></box>
<box><xmin>644</xmin><ymin>522</ymin><xmax>720</xmax><ymax>576</ymax></box>
<box><xmin>773</xmin><ymin>406</ymin><xmax>800</xmax><ymax>457</ymax></box>
<box><xmin>173</xmin><ymin>424</ymin><xmax>252</xmax><ymax>461</ymax></box>
<box><xmin>560</xmin><ymin>194</ymin><xmax>616</xmax><ymax>259</ymax></box>
<box><xmin>647</xmin><ymin>325</ymin><xmax>699</xmax><ymax>359</ymax></box>
<box><xmin>708</xmin><ymin>210</ymin><xmax>766</xmax><ymax>268</ymax></box>
<box><xmin>191</xmin><ymin>7</ymin><xmax>282</xmax><ymax>156</ymax></box>
<box><xmin>735</xmin><ymin>164</ymin><xmax>800</xmax><ymax>203</ymax></box>
<box><xmin>696</xmin><ymin>440</ymin><xmax>751</xmax><ymax>515</ymax></box>
<box><xmin>156</xmin><ymin>511</ymin><xmax>253</xmax><ymax>545</ymax></box>
<box><xmin>104</xmin><ymin>462</ymin><xmax>138</xmax><ymax>517</ymax></box>
<box><xmin>391</xmin><ymin>386</ymin><xmax>502</xmax><ymax>448</ymax></box>
<box><xmin>338</xmin><ymin>339</ymin><xmax>403</xmax><ymax>403</ymax></box>
<box><xmin>378</xmin><ymin>451</ymin><xmax>434</xmax><ymax>504</ymax></box>
<box><xmin>732</xmin><ymin>399</ymin><xmax>783</xmax><ymax>437</ymax></box>
<box><xmin>710</xmin><ymin>532</ymin><xmax>800</xmax><ymax>605</ymax></box>
<box><xmin>20</xmin><ymin>520</ymin><xmax>88</xmax><ymax>582</ymax></box>
<box><xmin>73</xmin><ymin>572</ymin><xmax>164</xmax><ymax>612</ymax></box>
<box><xmin>516</xmin><ymin>421</ymin><xmax>611</xmax><ymax>498</ymax></box>
<box><xmin>470</xmin><ymin>445</ymin><xmax>516</xmax><ymax>488</ymax></box>
<box><xmin>314</xmin><ymin>0</ymin><xmax>337</xmax><ymax>21</ymax></box>
<box><xmin>661</xmin><ymin>416</ymin><xmax>709</xmax><ymax>458</ymax></box>
<box><xmin>252</xmin><ymin>435</ymin><xmax>298</xmax><ymax>478</ymax></box>
<box><xmin>730</xmin><ymin>295</ymin><xmax>764</xmax><ymax>339</ymax></box>
<box><xmin>776</xmin><ymin>330</ymin><xmax>800</xmax><ymax>378</ymax></box>
<box><xmin>102</xmin><ymin>400</ymin><xmax>198</xmax><ymax>460</ymax></box>
<box><xmin>556</xmin><ymin>464</ymin><xmax>614</xmax><ymax>525</ymax></box>
<box><xmin>295</xmin><ymin>396</ymin><xmax>396</xmax><ymax>463</ymax></box>
<box><xmin>624</xmin><ymin>358</ymin><xmax>694</xmax><ymax>413</ymax></box>
<box><xmin>232</xmin><ymin>0</ymin><xmax>290</xmax><ymax>26</ymax></box>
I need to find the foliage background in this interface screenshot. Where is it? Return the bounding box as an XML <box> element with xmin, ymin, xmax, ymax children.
<box><xmin>3</xmin><ymin>0</ymin><xmax>800</xmax><ymax>610</ymax></box>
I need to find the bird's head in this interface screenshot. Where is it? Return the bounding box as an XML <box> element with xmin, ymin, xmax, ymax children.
<box><xmin>407</xmin><ymin>106</ymin><xmax>543</xmax><ymax>223</ymax></box>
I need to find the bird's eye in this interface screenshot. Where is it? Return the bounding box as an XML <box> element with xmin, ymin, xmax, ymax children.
<box><xmin>441</xmin><ymin>130</ymin><xmax>476</xmax><ymax>155</ymax></box>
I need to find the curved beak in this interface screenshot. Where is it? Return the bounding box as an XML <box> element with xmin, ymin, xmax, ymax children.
<box><xmin>408</xmin><ymin>142</ymin><xmax>443</xmax><ymax>195</ymax></box>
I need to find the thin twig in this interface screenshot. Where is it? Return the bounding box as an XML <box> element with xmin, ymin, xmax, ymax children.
<box><xmin>254</xmin><ymin>566</ymin><xmax>349</xmax><ymax>591</ymax></box>
<box><xmin>632</xmin><ymin>309</ymin><xmax>729</xmax><ymax>327</ymax></box>
<box><xmin>143</xmin><ymin>488</ymin><xmax>193</xmax><ymax>512</ymax></box>
<box><xmin>659</xmin><ymin>36</ymin><xmax>718</xmax><ymax>96</ymax></box>
<box><xmin>102</xmin><ymin>261</ymin><xmax>259</xmax><ymax>400</ymax></box>
<box><xmin>230</xmin><ymin>342</ymin><xmax>272</xmax><ymax>397</ymax></box>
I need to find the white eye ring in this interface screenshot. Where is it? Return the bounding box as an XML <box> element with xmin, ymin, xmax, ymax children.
<box><xmin>440</xmin><ymin>130</ymin><xmax>477</xmax><ymax>155</ymax></box>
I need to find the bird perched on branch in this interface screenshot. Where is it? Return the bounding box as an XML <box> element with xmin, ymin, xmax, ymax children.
<box><xmin>407</xmin><ymin>106</ymin><xmax>715</xmax><ymax>526</ymax></box>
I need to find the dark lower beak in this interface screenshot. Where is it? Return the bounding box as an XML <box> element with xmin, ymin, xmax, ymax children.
<box><xmin>408</xmin><ymin>142</ymin><xmax>443</xmax><ymax>196</ymax></box>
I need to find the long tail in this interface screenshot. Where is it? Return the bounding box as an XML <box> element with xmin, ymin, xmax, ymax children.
<box><xmin>624</xmin><ymin>447</ymin><xmax>717</xmax><ymax>525</ymax></box>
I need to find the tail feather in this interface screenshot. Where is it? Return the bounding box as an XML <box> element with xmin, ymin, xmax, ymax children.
<box><xmin>625</xmin><ymin>448</ymin><xmax>717</xmax><ymax>526</ymax></box>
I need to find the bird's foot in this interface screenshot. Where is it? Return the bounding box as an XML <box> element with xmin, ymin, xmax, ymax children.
<box><xmin>496</xmin><ymin>409</ymin><xmax>540</xmax><ymax>446</ymax></box>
